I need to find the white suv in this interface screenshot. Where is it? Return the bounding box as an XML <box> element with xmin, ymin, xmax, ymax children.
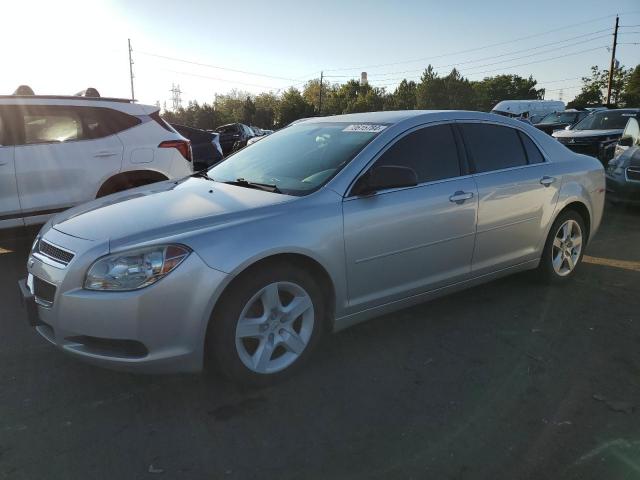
<box><xmin>0</xmin><ymin>92</ymin><xmax>193</xmax><ymax>230</ymax></box>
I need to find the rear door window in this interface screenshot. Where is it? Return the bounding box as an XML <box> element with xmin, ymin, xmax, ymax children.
<box><xmin>23</xmin><ymin>108</ymin><xmax>83</xmax><ymax>144</ymax></box>
<box><xmin>460</xmin><ymin>123</ymin><xmax>527</xmax><ymax>173</ymax></box>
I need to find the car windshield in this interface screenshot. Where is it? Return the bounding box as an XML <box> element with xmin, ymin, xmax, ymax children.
<box><xmin>216</xmin><ymin>125</ymin><xmax>237</xmax><ymax>134</ymax></box>
<box><xmin>206</xmin><ymin>122</ymin><xmax>385</xmax><ymax>195</ymax></box>
<box><xmin>573</xmin><ymin>111</ymin><xmax>639</xmax><ymax>131</ymax></box>
<box><xmin>491</xmin><ymin>110</ymin><xmax>517</xmax><ymax>118</ymax></box>
<box><xmin>539</xmin><ymin>112</ymin><xmax>578</xmax><ymax>124</ymax></box>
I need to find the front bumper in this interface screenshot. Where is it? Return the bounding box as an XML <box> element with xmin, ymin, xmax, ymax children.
<box><xmin>605</xmin><ymin>174</ymin><xmax>640</xmax><ymax>205</ymax></box>
<box><xmin>20</xmin><ymin>229</ymin><xmax>228</xmax><ymax>374</ymax></box>
<box><xmin>558</xmin><ymin>139</ymin><xmax>619</xmax><ymax>164</ymax></box>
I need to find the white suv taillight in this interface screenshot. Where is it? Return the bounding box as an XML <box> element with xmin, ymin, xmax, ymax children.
<box><xmin>159</xmin><ymin>140</ymin><xmax>192</xmax><ymax>162</ymax></box>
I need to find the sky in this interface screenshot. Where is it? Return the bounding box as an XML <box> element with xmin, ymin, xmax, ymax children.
<box><xmin>2</xmin><ymin>0</ymin><xmax>639</xmax><ymax>108</ymax></box>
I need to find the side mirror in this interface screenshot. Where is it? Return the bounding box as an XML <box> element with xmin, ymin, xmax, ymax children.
<box><xmin>618</xmin><ymin>136</ymin><xmax>634</xmax><ymax>148</ymax></box>
<box><xmin>351</xmin><ymin>165</ymin><xmax>418</xmax><ymax>196</ymax></box>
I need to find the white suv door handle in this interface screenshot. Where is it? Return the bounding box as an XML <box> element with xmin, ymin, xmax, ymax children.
<box><xmin>540</xmin><ymin>176</ymin><xmax>556</xmax><ymax>187</ymax></box>
<box><xmin>94</xmin><ymin>151</ymin><xmax>119</xmax><ymax>158</ymax></box>
<box><xmin>449</xmin><ymin>191</ymin><xmax>474</xmax><ymax>204</ymax></box>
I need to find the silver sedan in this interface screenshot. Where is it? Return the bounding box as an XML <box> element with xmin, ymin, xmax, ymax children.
<box><xmin>20</xmin><ymin>110</ymin><xmax>605</xmax><ymax>384</ymax></box>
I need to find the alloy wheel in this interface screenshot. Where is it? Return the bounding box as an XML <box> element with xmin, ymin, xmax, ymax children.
<box><xmin>551</xmin><ymin>219</ymin><xmax>583</xmax><ymax>277</ymax></box>
<box><xmin>235</xmin><ymin>281</ymin><xmax>315</xmax><ymax>374</ymax></box>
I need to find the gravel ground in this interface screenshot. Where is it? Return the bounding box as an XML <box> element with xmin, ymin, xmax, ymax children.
<box><xmin>1</xmin><ymin>204</ymin><xmax>640</xmax><ymax>480</ymax></box>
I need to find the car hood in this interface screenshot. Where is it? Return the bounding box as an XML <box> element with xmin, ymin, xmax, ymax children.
<box><xmin>553</xmin><ymin>128</ymin><xmax>624</xmax><ymax>139</ymax></box>
<box><xmin>51</xmin><ymin>177</ymin><xmax>295</xmax><ymax>243</ymax></box>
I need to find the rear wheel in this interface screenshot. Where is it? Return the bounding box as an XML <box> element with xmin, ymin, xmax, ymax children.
<box><xmin>96</xmin><ymin>174</ymin><xmax>167</xmax><ymax>198</ymax></box>
<box><xmin>537</xmin><ymin>210</ymin><xmax>586</xmax><ymax>283</ymax></box>
<box><xmin>208</xmin><ymin>264</ymin><xmax>324</xmax><ymax>386</ymax></box>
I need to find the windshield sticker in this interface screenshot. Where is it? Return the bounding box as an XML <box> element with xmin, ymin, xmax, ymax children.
<box><xmin>622</xmin><ymin>114</ymin><xmax>636</xmax><ymax>117</ymax></box>
<box><xmin>343</xmin><ymin>124</ymin><xmax>387</xmax><ymax>133</ymax></box>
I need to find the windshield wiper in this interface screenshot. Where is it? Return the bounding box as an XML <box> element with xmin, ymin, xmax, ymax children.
<box><xmin>223</xmin><ymin>178</ymin><xmax>282</xmax><ymax>194</ymax></box>
<box><xmin>192</xmin><ymin>170</ymin><xmax>214</xmax><ymax>180</ymax></box>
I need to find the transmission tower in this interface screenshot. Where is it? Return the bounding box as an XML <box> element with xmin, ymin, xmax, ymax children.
<box><xmin>558</xmin><ymin>89</ymin><xmax>564</xmax><ymax>102</ymax></box>
<box><xmin>170</xmin><ymin>83</ymin><xmax>182</xmax><ymax>110</ymax></box>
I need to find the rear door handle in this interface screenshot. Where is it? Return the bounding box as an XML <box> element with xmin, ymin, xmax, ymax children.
<box><xmin>540</xmin><ymin>176</ymin><xmax>556</xmax><ymax>187</ymax></box>
<box><xmin>449</xmin><ymin>191</ymin><xmax>474</xmax><ymax>204</ymax></box>
<box><xmin>93</xmin><ymin>151</ymin><xmax>119</xmax><ymax>158</ymax></box>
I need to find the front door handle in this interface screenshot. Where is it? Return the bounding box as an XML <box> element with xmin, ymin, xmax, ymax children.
<box><xmin>449</xmin><ymin>191</ymin><xmax>474</xmax><ymax>204</ymax></box>
<box><xmin>93</xmin><ymin>151</ymin><xmax>119</xmax><ymax>158</ymax></box>
<box><xmin>540</xmin><ymin>176</ymin><xmax>556</xmax><ymax>187</ymax></box>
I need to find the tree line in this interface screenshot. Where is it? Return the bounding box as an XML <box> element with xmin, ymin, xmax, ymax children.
<box><xmin>161</xmin><ymin>63</ymin><xmax>640</xmax><ymax>130</ymax></box>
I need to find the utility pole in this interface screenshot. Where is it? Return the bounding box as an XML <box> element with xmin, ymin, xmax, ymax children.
<box><xmin>318</xmin><ymin>71</ymin><xmax>323</xmax><ymax>115</ymax></box>
<box><xmin>606</xmin><ymin>15</ymin><xmax>619</xmax><ymax>106</ymax></box>
<box><xmin>128</xmin><ymin>38</ymin><xmax>135</xmax><ymax>102</ymax></box>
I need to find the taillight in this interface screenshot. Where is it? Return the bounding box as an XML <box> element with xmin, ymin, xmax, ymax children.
<box><xmin>159</xmin><ymin>140</ymin><xmax>192</xmax><ymax>162</ymax></box>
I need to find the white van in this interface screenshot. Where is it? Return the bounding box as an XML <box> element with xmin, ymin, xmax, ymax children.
<box><xmin>491</xmin><ymin>100</ymin><xmax>565</xmax><ymax>124</ymax></box>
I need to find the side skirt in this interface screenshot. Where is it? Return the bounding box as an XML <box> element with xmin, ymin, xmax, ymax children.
<box><xmin>332</xmin><ymin>259</ymin><xmax>540</xmax><ymax>332</ymax></box>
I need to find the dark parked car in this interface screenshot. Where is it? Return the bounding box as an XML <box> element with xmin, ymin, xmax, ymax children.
<box><xmin>535</xmin><ymin>109</ymin><xmax>590</xmax><ymax>135</ymax></box>
<box><xmin>606</xmin><ymin>117</ymin><xmax>640</xmax><ymax>205</ymax></box>
<box><xmin>171</xmin><ymin>124</ymin><xmax>223</xmax><ymax>170</ymax></box>
<box><xmin>553</xmin><ymin>109</ymin><xmax>640</xmax><ymax>165</ymax></box>
<box><xmin>215</xmin><ymin>123</ymin><xmax>255</xmax><ymax>155</ymax></box>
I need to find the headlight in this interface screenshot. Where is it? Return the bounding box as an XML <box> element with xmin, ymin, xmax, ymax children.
<box><xmin>84</xmin><ymin>244</ymin><xmax>191</xmax><ymax>291</ymax></box>
<box><xmin>31</xmin><ymin>236</ymin><xmax>40</xmax><ymax>254</ymax></box>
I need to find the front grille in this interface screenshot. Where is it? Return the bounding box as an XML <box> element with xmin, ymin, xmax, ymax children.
<box><xmin>33</xmin><ymin>276</ymin><xmax>56</xmax><ymax>306</ymax></box>
<box><xmin>38</xmin><ymin>239</ymin><xmax>75</xmax><ymax>266</ymax></box>
<box><xmin>627</xmin><ymin>167</ymin><xmax>640</xmax><ymax>182</ymax></box>
<box><xmin>566</xmin><ymin>144</ymin><xmax>599</xmax><ymax>158</ymax></box>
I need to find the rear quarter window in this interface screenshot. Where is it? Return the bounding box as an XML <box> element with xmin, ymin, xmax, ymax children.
<box><xmin>81</xmin><ymin>107</ymin><xmax>141</xmax><ymax>139</ymax></box>
<box><xmin>518</xmin><ymin>131</ymin><xmax>545</xmax><ymax>164</ymax></box>
<box><xmin>461</xmin><ymin>123</ymin><xmax>528</xmax><ymax>173</ymax></box>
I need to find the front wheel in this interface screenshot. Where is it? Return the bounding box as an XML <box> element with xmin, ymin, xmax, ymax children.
<box><xmin>207</xmin><ymin>264</ymin><xmax>325</xmax><ymax>386</ymax></box>
<box><xmin>537</xmin><ymin>210</ymin><xmax>586</xmax><ymax>283</ymax></box>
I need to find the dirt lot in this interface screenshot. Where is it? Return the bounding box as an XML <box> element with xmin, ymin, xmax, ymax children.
<box><xmin>1</xmin><ymin>204</ymin><xmax>640</xmax><ymax>480</ymax></box>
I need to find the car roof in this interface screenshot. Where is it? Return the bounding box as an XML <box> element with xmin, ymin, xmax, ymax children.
<box><xmin>589</xmin><ymin>108</ymin><xmax>640</xmax><ymax>115</ymax></box>
<box><xmin>297</xmin><ymin>110</ymin><xmax>511</xmax><ymax>127</ymax></box>
<box><xmin>0</xmin><ymin>95</ymin><xmax>158</xmax><ymax>115</ymax></box>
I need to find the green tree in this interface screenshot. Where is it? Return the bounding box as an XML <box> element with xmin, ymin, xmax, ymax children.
<box><xmin>277</xmin><ymin>88</ymin><xmax>314</xmax><ymax>127</ymax></box>
<box><xmin>302</xmin><ymin>78</ymin><xmax>332</xmax><ymax>114</ymax></box>
<box><xmin>241</xmin><ymin>96</ymin><xmax>256</xmax><ymax>125</ymax></box>
<box><xmin>392</xmin><ymin>79</ymin><xmax>417</xmax><ymax>110</ymax></box>
<box><xmin>621</xmin><ymin>64</ymin><xmax>640</xmax><ymax>107</ymax></box>
<box><xmin>568</xmin><ymin>65</ymin><xmax>630</xmax><ymax>108</ymax></box>
<box><xmin>472</xmin><ymin>74</ymin><xmax>543</xmax><ymax>111</ymax></box>
<box><xmin>253</xmin><ymin>92</ymin><xmax>279</xmax><ymax>128</ymax></box>
<box><xmin>416</xmin><ymin>67</ymin><xmax>475</xmax><ymax>110</ymax></box>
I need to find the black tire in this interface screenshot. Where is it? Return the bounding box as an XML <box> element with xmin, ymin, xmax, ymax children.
<box><xmin>207</xmin><ymin>263</ymin><xmax>325</xmax><ymax>386</ymax></box>
<box><xmin>96</xmin><ymin>175</ymin><xmax>166</xmax><ymax>198</ymax></box>
<box><xmin>537</xmin><ymin>209</ymin><xmax>586</xmax><ymax>283</ymax></box>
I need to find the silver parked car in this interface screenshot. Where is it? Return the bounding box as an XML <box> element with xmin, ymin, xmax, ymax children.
<box><xmin>19</xmin><ymin>111</ymin><xmax>605</xmax><ymax>384</ymax></box>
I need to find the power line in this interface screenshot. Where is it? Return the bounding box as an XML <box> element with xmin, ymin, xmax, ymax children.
<box><xmin>363</xmin><ymin>31</ymin><xmax>611</xmax><ymax>80</ymax></box>
<box><xmin>153</xmin><ymin>67</ymin><xmax>281</xmax><ymax>90</ymax></box>
<box><xmin>365</xmin><ymin>45</ymin><xmax>607</xmax><ymax>86</ymax></box>
<box><xmin>137</xmin><ymin>51</ymin><xmax>304</xmax><ymax>83</ymax></box>
<box><xmin>323</xmin><ymin>13</ymin><xmax>622</xmax><ymax>72</ymax></box>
